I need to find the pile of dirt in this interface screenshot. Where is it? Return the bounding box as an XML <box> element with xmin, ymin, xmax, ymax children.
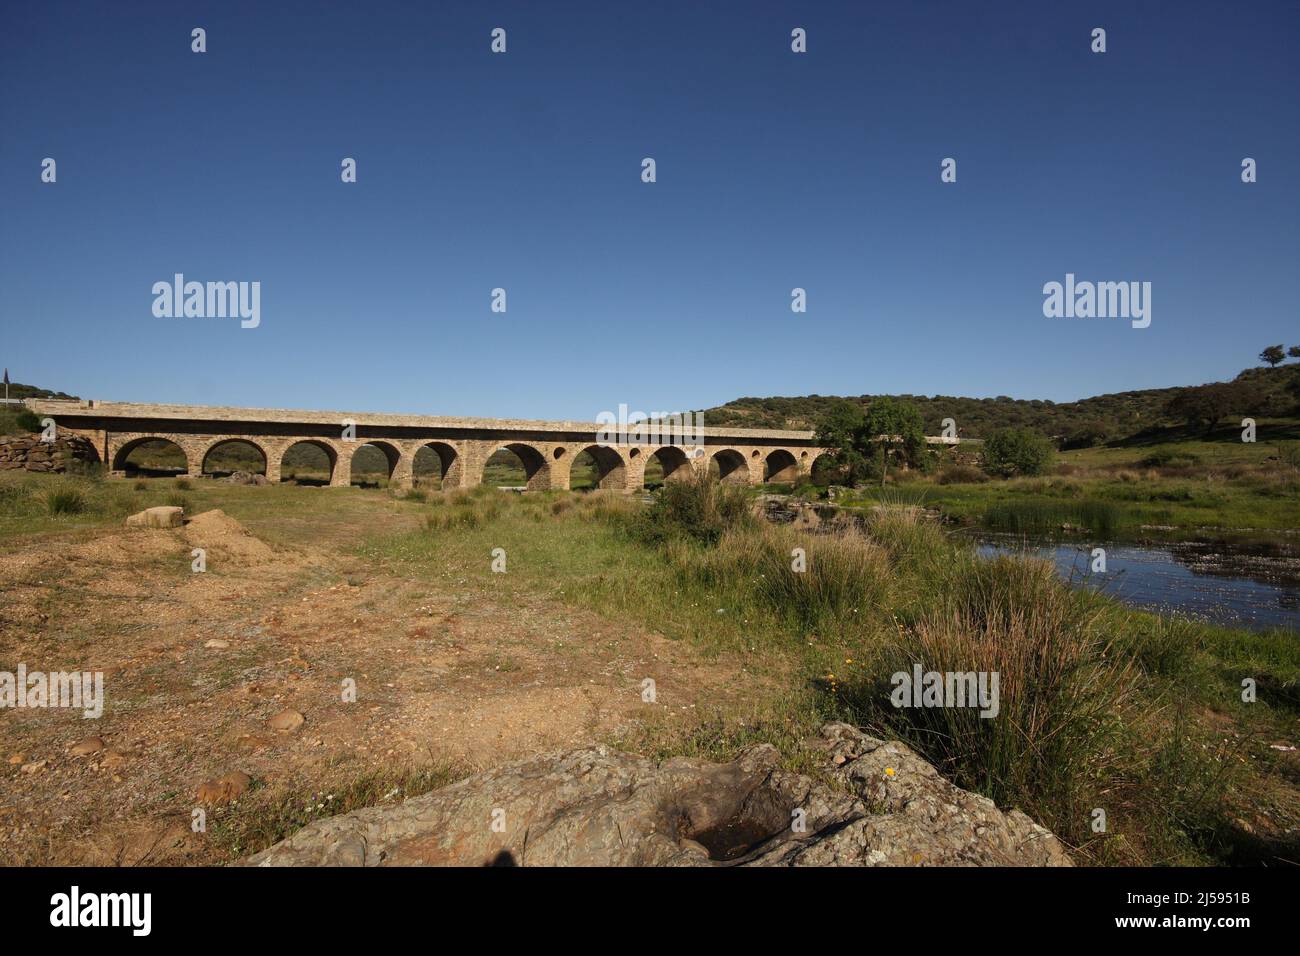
<box><xmin>183</xmin><ymin>509</ymin><xmax>276</xmax><ymax>564</ymax></box>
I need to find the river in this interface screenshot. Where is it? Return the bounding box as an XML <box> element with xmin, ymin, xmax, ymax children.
<box><xmin>974</xmin><ymin>534</ymin><xmax>1300</xmax><ymax>633</ymax></box>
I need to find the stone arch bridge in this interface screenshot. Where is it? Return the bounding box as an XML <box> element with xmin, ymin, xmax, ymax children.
<box><xmin>27</xmin><ymin>400</ymin><xmax>838</xmax><ymax>492</ymax></box>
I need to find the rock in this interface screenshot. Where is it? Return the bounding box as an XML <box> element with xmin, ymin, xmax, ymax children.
<box><xmin>102</xmin><ymin>748</ymin><xmax>135</xmax><ymax>768</ymax></box>
<box><xmin>204</xmin><ymin>639</ymin><xmax>230</xmax><ymax>650</ymax></box>
<box><xmin>196</xmin><ymin>771</ymin><xmax>252</xmax><ymax>804</ymax></box>
<box><xmin>267</xmin><ymin>709</ymin><xmax>305</xmax><ymax>733</ymax></box>
<box><xmin>125</xmin><ymin>506</ymin><xmax>183</xmax><ymax>529</ymax></box>
<box><xmin>69</xmin><ymin>737</ymin><xmax>105</xmax><ymax>756</ymax></box>
<box><xmin>242</xmin><ymin>723</ymin><xmax>1072</xmax><ymax>867</ymax></box>
<box><xmin>21</xmin><ymin>760</ymin><xmax>48</xmax><ymax>775</ymax></box>
<box><xmin>8</xmin><ymin>753</ymin><xmax>25</xmax><ymax>765</ymax></box>
<box><xmin>226</xmin><ymin>471</ymin><xmax>270</xmax><ymax>486</ymax></box>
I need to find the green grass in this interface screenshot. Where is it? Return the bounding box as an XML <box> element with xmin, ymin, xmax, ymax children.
<box><xmin>205</xmin><ymin>760</ymin><xmax>466</xmax><ymax>860</ymax></box>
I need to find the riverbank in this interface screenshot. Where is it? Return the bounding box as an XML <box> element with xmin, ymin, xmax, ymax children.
<box><xmin>823</xmin><ymin>430</ymin><xmax>1300</xmax><ymax>543</ymax></box>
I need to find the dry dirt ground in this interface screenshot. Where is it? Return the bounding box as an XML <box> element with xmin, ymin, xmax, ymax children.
<box><xmin>0</xmin><ymin>495</ymin><xmax>750</xmax><ymax>865</ymax></box>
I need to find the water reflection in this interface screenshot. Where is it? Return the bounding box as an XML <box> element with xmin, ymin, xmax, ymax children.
<box><xmin>975</xmin><ymin>534</ymin><xmax>1300</xmax><ymax>633</ymax></box>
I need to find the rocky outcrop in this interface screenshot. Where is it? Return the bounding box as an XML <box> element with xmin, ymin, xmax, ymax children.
<box><xmin>243</xmin><ymin>723</ymin><xmax>1072</xmax><ymax>867</ymax></box>
<box><xmin>0</xmin><ymin>434</ymin><xmax>98</xmax><ymax>472</ymax></box>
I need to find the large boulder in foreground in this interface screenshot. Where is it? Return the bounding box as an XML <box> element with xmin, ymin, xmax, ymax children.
<box><xmin>243</xmin><ymin>724</ymin><xmax>1071</xmax><ymax>867</ymax></box>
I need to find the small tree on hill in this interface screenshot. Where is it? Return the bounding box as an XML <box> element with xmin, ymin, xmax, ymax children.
<box><xmin>1289</xmin><ymin>345</ymin><xmax>1300</xmax><ymax>361</ymax></box>
<box><xmin>1260</xmin><ymin>344</ymin><xmax>1286</xmax><ymax>367</ymax></box>
<box><xmin>1164</xmin><ymin>382</ymin><xmax>1264</xmax><ymax>435</ymax></box>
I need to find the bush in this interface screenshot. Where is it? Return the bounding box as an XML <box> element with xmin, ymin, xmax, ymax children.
<box><xmin>174</xmin><ymin>477</ymin><xmax>193</xmax><ymax>491</ymax></box>
<box><xmin>15</xmin><ymin>410</ymin><xmax>42</xmax><ymax>433</ymax></box>
<box><xmin>44</xmin><ymin>484</ymin><xmax>86</xmax><ymax>515</ymax></box>
<box><xmin>635</xmin><ymin>470</ymin><xmax>754</xmax><ymax>546</ymax></box>
<box><xmin>751</xmin><ymin>525</ymin><xmax>891</xmax><ymax>628</ymax></box>
<box><xmin>981</xmin><ymin>427</ymin><xmax>1055</xmax><ymax>478</ymax></box>
<box><xmin>936</xmin><ymin>463</ymin><xmax>987</xmax><ymax>485</ymax></box>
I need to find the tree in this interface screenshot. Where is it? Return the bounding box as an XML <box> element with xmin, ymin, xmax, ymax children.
<box><xmin>1163</xmin><ymin>382</ymin><xmax>1264</xmax><ymax>435</ymax></box>
<box><xmin>1260</xmin><ymin>344</ymin><xmax>1285</xmax><ymax>367</ymax></box>
<box><xmin>1060</xmin><ymin>418</ymin><xmax>1109</xmax><ymax>450</ymax></box>
<box><xmin>813</xmin><ymin>400</ymin><xmax>870</xmax><ymax>485</ymax></box>
<box><xmin>1289</xmin><ymin>345</ymin><xmax>1300</xmax><ymax>361</ymax></box>
<box><xmin>981</xmin><ymin>427</ymin><xmax>1054</xmax><ymax>478</ymax></box>
<box><xmin>864</xmin><ymin>396</ymin><xmax>925</xmax><ymax>486</ymax></box>
<box><xmin>814</xmin><ymin>397</ymin><xmax>925</xmax><ymax>487</ymax></box>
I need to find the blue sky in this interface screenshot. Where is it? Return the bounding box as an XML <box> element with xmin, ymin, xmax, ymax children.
<box><xmin>2</xmin><ymin>0</ymin><xmax>1297</xmax><ymax>420</ymax></box>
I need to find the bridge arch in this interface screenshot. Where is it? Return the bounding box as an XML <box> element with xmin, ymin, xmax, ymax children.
<box><xmin>710</xmin><ymin>448</ymin><xmax>749</xmax><ymax>484</ymax></box>
<box><xmin>201</xmin><ymin>439</ymin><xmax>266</xmax><ymax>478</ymax></box>
<box><xmin>113</xmin><ymin>437</ymin><xmax>189</xmax><ymax>476</ymax></box>
<box><xmin>349</xmin><ymin>441</ymin><xmax>401</xmax><ymax>487</ymax></box>
<box><xmin>412</xmin><ymin>441</ymin><xmax>459</xmax><ymax>491</ymax></box>
<box><xmin>279</xmin><ymin>440</ymin><xmax>338</xmax><ymax>485</ymax></box>
<box><xmin>764</xmin><ymin>449</ymin><xmax>799</xmax><ymax>484</ymax></box>
<box><xmin>481</xmin><ymin>443</ymin><xmax>550</xmax><ymax>490</ymax></box>
<box><xmin>568</xmin><ymin>444</ymin><xmax>628</xmax><ymax>492</ymax></box>
<box><xmin>643</xmin><ymin>446</ymin><xmax>691</xmax><ymax>488</ymax></box>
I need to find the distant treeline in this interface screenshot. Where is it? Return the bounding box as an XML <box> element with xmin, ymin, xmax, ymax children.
<box><xmin>698</xmin><ymin>365</ymin><xmax>1300</xmax><ymax>446</ymax></box>
<box><xmin>2</xmin><ymin>382</ymin><xmax>79</xmax><ymax>402</ymax></box>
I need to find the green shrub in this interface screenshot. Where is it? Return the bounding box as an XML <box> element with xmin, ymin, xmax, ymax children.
<box><xmin>174</xmin><ymin>477</ymin><xmax>192</xmax><ymax>491</ymax></box>
<box><xmin>44</xmin><ymin>485</ymin><xmax>86</xmax><ymax>515</ymax></box>
<box><xmin>981</xmin><ymin>427</ymin><xmax>1055</xmax><ymax>478</ymax></box>
<box><xmin>15</xmin><ymin>410</ymin><xmax>42</xmax><ymax>433</ymax></box>
<box><xmin>936</xmin><ymin>463</ymin><xmax>987</xmax><ymax>485</ymax></box>
<box><xmin>636</xmin><ymin>470</ymin><xmax>754</xmax><ymax>546</ymax></box>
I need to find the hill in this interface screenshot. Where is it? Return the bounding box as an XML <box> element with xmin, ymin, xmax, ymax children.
<box><xmin>698</xmin><ymin>365</ymin><xmax>1300</xmax><ymax>445</ymax></box>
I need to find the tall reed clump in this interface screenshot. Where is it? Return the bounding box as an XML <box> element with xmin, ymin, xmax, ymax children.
<box><xmin>663</xmin><ymin>521</ymin><xmax>892</xmax><ymax>635</ymax></box>
<box><xmin>43</xmin><ymin>481</ymin><xmax>87</xmax><ymax>515</ymax></box>
<box><xmin>749</xmin><ymin>523</ymin><xmax>891</xmax><ymax>629</ymax></box>
<box><xmin>851</xmin><ymin>554</ymin><xmax>1133</xmax><ymax>841</ymax></box>
<box><xmin>982</xmin><ymin>498</ymin><xmax>1121</xmax><ymax>537</ymax></box>
<box><xmin>635</xmin><ymin>469</ymin><xmax>755</xmax><ymax>546</ymax></box>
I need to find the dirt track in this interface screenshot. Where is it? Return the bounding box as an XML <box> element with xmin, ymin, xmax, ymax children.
<box><xmin>0</xmin><ymin>500</ymin><xmax>741</xmax><ymax>865</ymax></box>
